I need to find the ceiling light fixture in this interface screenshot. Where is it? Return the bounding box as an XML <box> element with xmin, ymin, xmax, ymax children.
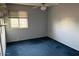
<box><xmin>40</xmin><ymin>3</ymin><xmax>47</xmax><ymax>11</ymax></box>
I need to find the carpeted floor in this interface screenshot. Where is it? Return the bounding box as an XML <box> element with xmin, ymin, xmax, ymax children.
<box><xmin>6</xmin><ymin>37</ymin><xmax>79</xmax><ymax>56</ymax></box>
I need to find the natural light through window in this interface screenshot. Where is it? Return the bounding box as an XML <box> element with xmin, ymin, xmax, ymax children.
<box><xmin>10</xmin><ymin>18</ymin><xmax>19</xmax><ymax>28</ymax></box>
<box><xmin>19</xmin><ymin>18</ymin><xmax>28</xmax><ymax>28</ymax></box>
<box><xmin>9</xmin><ymin>11</ymin><xmax>28</xmax><ymax>28</ymax></box>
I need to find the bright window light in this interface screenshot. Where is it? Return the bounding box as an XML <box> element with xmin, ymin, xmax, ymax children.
<box><xmin>9</xmin><ymin>11</ymin><xmax>28</xmax><ymax>28</ymax></box>
<box><xmin>19</xmin><ymin>18</ymin><xmax>28</xmax><ymax>28</ymax></box>
<box><xmin>10</xmin><ymin>18</ymin><xmax>19</xmax><ymax>28</ymax></box>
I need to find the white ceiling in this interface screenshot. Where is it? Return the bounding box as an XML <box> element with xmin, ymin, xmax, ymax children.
<box><xmin>16</xmin><ymin>3</ymin><xmax>59</xmax><ymax>7</ymax></box>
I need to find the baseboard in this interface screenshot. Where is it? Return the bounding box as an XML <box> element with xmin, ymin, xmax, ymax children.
<box><xmin>7</xmin><ymin>36</ymin><xmax>49</xmax><ymax>44</ymax></box>
<box><xmin>48</xmin><ymin>36</ymin><xmax>79</xmax><ymax>52</ymax></box>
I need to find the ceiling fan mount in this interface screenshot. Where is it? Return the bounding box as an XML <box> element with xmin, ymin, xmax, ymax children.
<box><xmin>40</xmin><ymin>3</ymin><xmax>47</xmax><ymax>11</ymax></box>
<box><xmin>30</xmin><ymin>3</ymin><xmax>48</xmax><ymax>11</ymax></box>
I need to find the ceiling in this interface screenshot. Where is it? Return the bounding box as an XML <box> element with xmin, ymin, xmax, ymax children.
<box><xmin>15</xmin><ymin>3</ymin><xmax>59</xmax><ymax>7</ymax></box>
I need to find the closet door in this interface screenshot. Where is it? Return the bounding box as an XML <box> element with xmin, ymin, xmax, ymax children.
<box><xmin>0</xmin><ymin>27</ymin><xmax>2</xmax><ymax>56</ymax></box>
<box><xmin>0</xmin><ymin>19</ymin><xmax>6</xmax><ymax>56</ymax></box>
<box><xmin>0</xmin><ymin>3</ymin><xmax>7</xmax><ymax>56</ymax></box>
<box><xmin>1</xmin><ymin>26</ymin><xmax>6</xmax><ymax>56</ymax></box>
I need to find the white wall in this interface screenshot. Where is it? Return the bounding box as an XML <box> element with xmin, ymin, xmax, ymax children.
<box><xmin>48</xmin><ymin>4</ymin><xmax>79</xmax><ymax>51</ymax></box>
<box><xmin>6</xmin><ymin>4</ymin><xmax>48</xmax><ymax>42</ymax></box>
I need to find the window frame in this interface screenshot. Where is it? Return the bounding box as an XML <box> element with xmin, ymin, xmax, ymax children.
<box><xmin>8</xmin><ymin>11</ymin><xmax>28</xmax><ymax>29</ymax></box>
<box><xmin>9</xmin><ymin>17</ymin><xmax>28</xmax><ymax>29</ymax></box>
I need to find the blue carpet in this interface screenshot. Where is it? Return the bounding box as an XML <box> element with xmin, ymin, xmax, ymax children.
<box><xmin>6</xmin><ymin>37</ymin><xmax>79</xmax><ymax>56</ymax></box>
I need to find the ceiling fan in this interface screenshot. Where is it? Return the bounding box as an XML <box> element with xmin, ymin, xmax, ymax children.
<box><xmin>32</xmin><ymin>3</ymin><xmax>48</xmax><ymax>11</ymax></box>
<box><xmin>29</xmin><ymin>3</ymin><xmax>59</xmax><ymax>11</ymax></box>
<box><xmin>16</xmin><ymin>3</ymin><xmax>59</xmax><ymax>11</ymax></box>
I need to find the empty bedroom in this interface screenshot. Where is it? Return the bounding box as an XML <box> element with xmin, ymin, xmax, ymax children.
<box><xmin>0</xmin><ymin>3</ymin><xmax>79</xmax><ymax>56</ymax></box>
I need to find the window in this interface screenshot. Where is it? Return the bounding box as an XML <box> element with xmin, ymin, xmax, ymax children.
<box><xmin>9</xmin><ymin>11</ymin><xmax>28</xmax><ymax>28</ymax></box>
<box><xmin>19</xmin><ymin>18</ymin><xmax>28</xmax><ymax>28</ymax></box>
<box><xmin>10</xmin><ymin>18</ymin><xmax>19</xmax><ymax>28</ymax></box>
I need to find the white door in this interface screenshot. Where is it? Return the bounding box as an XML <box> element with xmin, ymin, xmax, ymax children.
<box><xmin>0</xmin><ymin>19</ymin><xmax>6</xmax><ymax>56</ymax></box>
<box><xmin>0</xmin><ymin>27</ymin><xmax>2</xmax><ymax>56</ymax></box>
